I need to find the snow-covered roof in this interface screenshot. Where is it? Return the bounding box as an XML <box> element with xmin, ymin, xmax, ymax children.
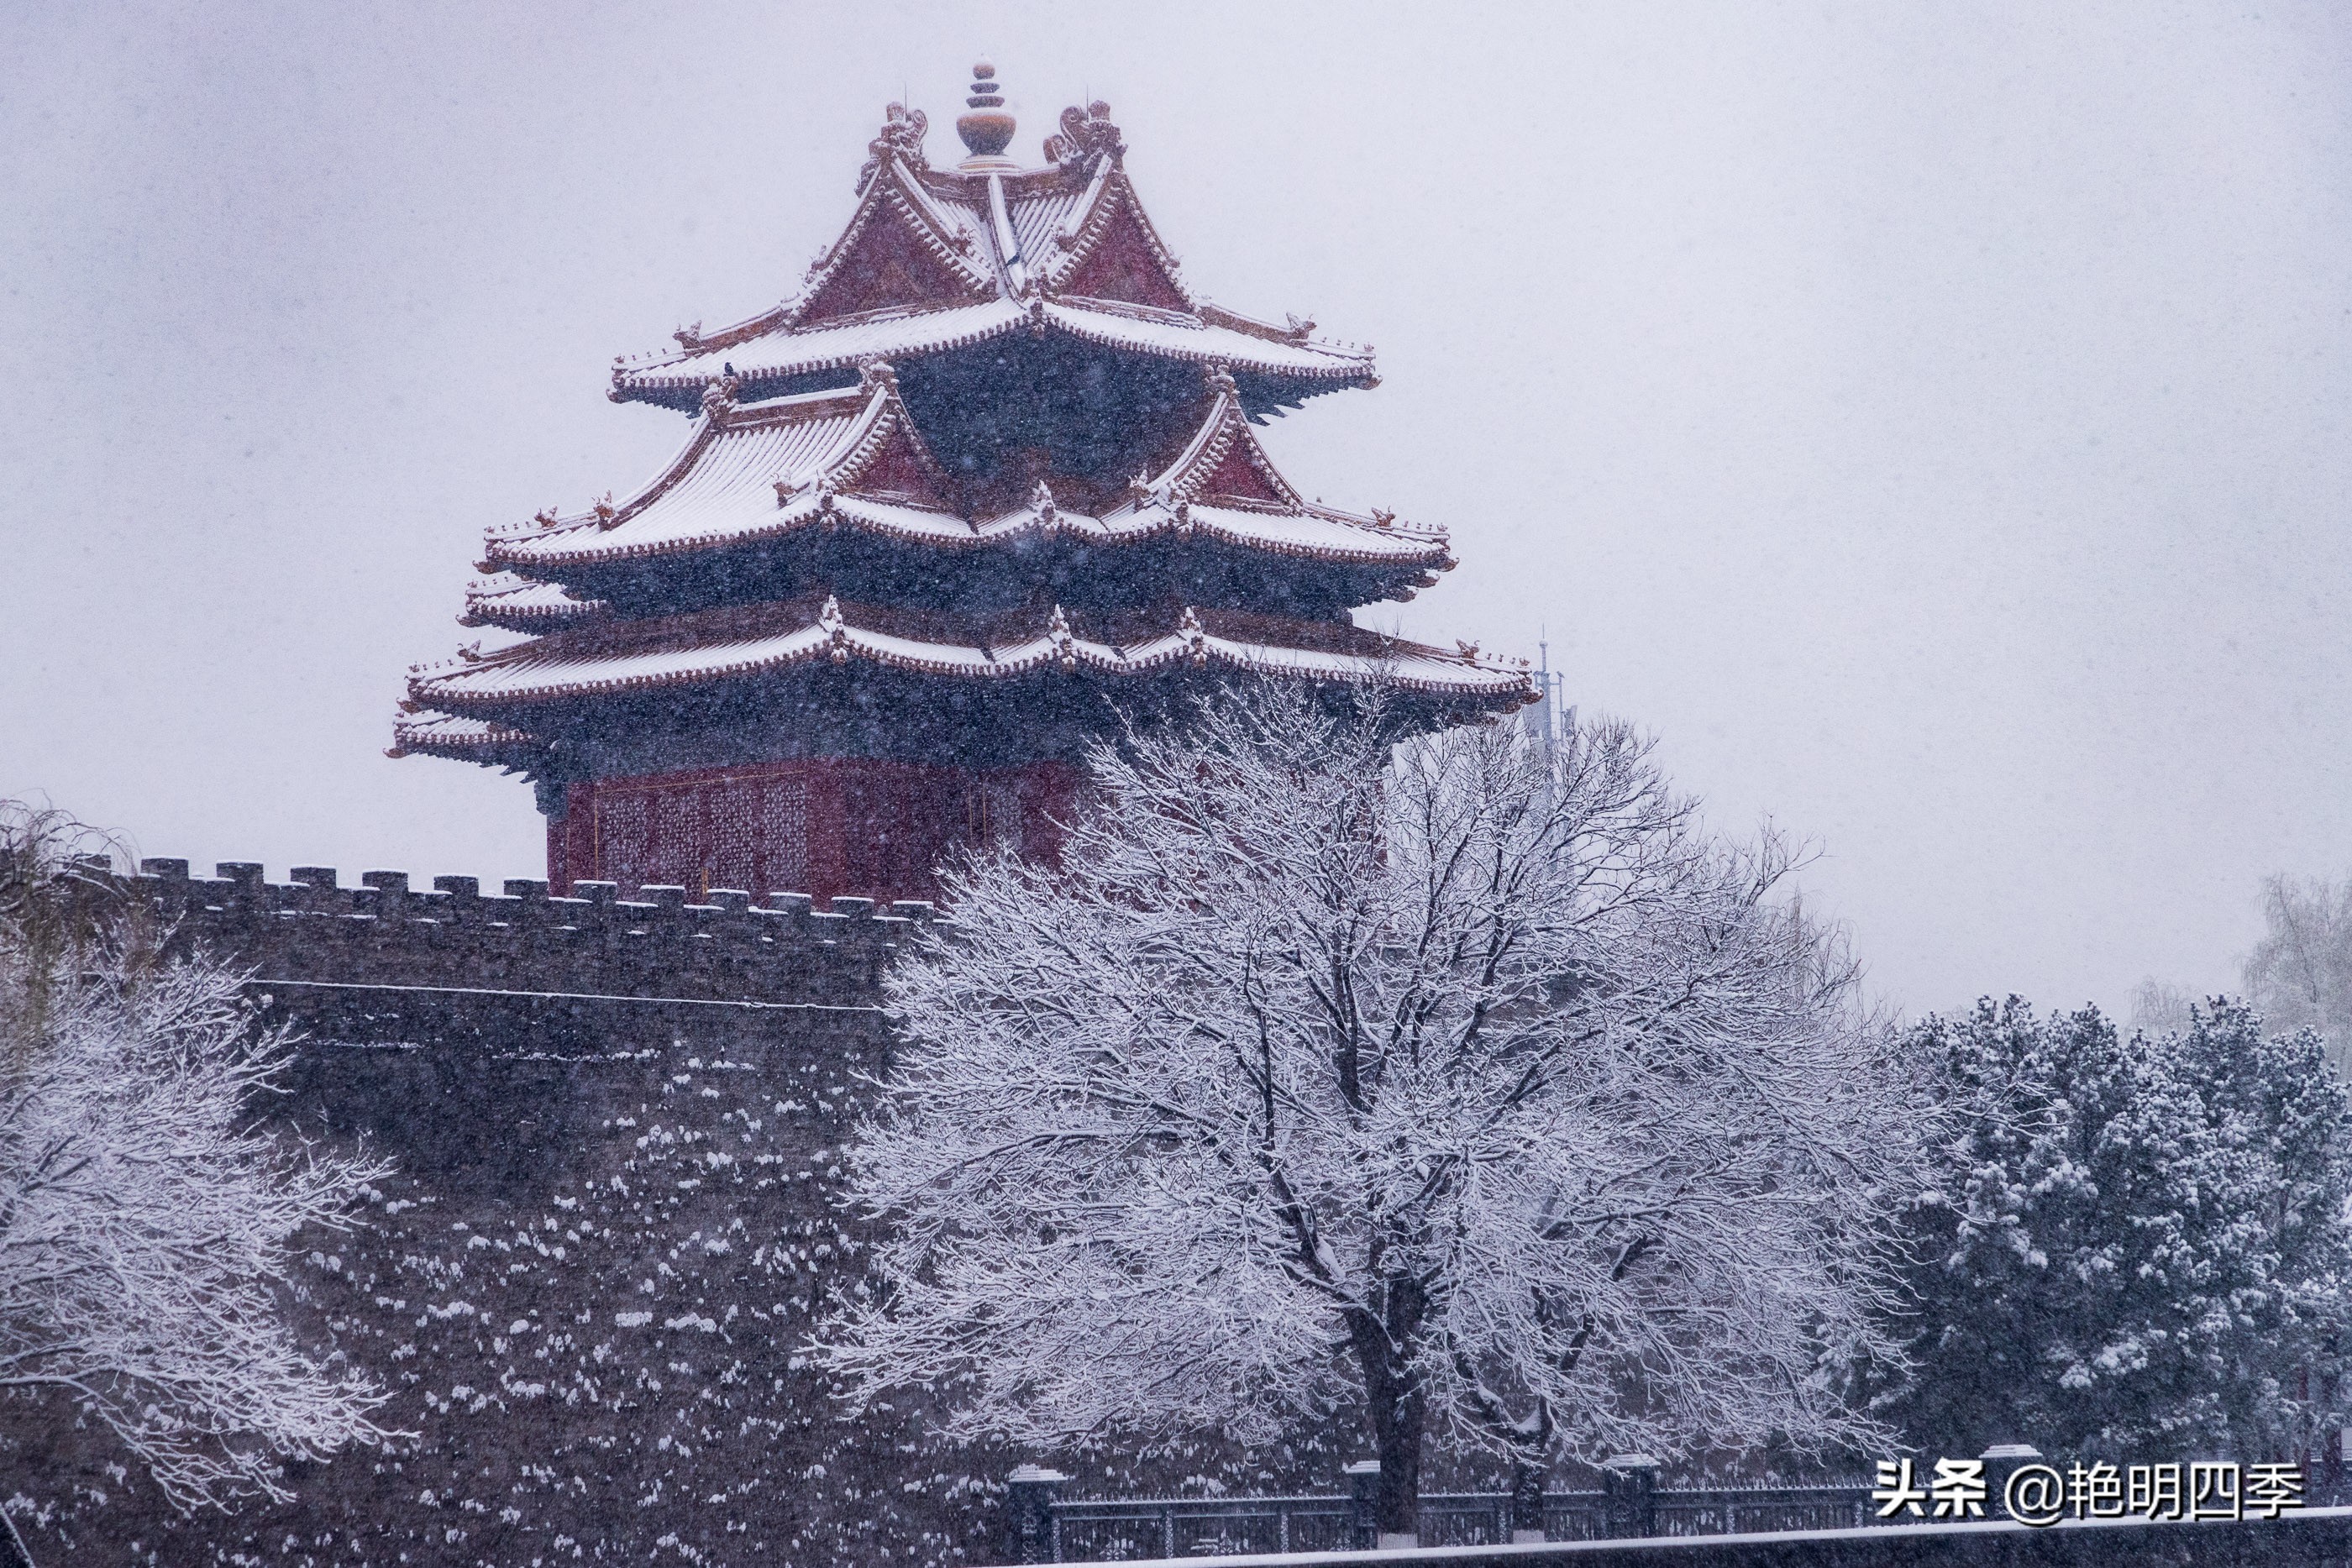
<box><xmin>459</xmin><ymin>572</ymin><xmax>609</xmax><ymax>629</ymax></box>
<box><xmin>487</xmin><ymin>370</ymin><xmax>1449</xmax><ymax>576</ymax></box>
<box><xmin>491</xmin><ymin>370</ymin><xmax>955</xmax><ymax>571</ymax></box>
<box><xmin>409</xmin><ymin>597</ymin><xmax>1532</xmax><ymax>710</ymax></box>
<box><xmin>617</xmin><ymin>301</ymin><xmax>1024</xmax><ymax>395</ymax></box>
<box><xmin>614</xmin><ymin>300</ymin><xmax>1370</xmax><ymax>406</ymax></box>
<box><xmin>397</xmin><ymin>88</ymin><xmax>1517</xmax><ymax>778</ymax></box>
<box><xmin>1029</xmin><ymin>302</ymin><xmax>1361</xmax><ymax>377</ymax></box>
<box><xmin>386</xmin><ymin>711</ymin><xmax>542</xmax><ymax>762</ymax></box>
<box><xmin>606</xmin><ymin>102</ymin><xmax>1375</xmax><ymax>411</ymax></box>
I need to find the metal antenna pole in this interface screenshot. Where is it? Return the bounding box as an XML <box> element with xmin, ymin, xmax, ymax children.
<box><xmin>1536</xmin><ymin>630</ymin><xmax>1555</xmax><ymax>763</ymax></box>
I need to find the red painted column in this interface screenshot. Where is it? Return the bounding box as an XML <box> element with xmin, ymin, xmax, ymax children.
<box><xmin>546</xmin><ymin>814</ymin><xmax>568</xmax><ymax>894</ymax></box>
<box><xmin>548</xmin><ymin>779</ymin><xmax>597</xmax><ymax>894</ymax></box>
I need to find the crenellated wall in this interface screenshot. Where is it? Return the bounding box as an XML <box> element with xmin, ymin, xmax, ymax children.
<box><xmin>131</xmin><ymin>856</ymin><xmax>929</xmax><ymax>1006</ymax></box>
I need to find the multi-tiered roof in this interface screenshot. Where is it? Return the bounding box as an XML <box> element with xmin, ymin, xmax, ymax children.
<box><xmin>394</xmin><ymin>74</ymin><xmax>1530</xmax><ymax>791</ymax></box>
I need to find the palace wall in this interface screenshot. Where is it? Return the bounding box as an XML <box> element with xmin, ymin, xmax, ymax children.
<box><xmin>21</xmin><ymin>860</ymin><xmax>1010</xmax><ymax>1568</ymax></box>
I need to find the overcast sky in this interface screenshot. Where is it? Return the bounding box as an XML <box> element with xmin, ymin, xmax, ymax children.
<box><xmin>3</xmin><ymin>1</ymin><xmax>2347</xmax><ymax>1021</ymax></box>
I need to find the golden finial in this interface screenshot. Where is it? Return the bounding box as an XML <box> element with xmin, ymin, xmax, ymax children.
<box><xmin>957</xmin><ymin>61</ymin><xmax>1017</xmax><ymax>169</ymax></box>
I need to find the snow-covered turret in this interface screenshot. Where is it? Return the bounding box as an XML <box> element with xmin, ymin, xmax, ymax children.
<box><xmin>393</xmin><ymin>68</ymin><xmax>1534</xmax><ymax>905</ymax></box>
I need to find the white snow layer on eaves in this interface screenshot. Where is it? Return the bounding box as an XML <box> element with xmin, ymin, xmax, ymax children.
<box><xmin>1183</xmin><ymin>505</ymin><xmax>1445</xmax><ymax>563</ymax></box>
<box><xmin>504</xmin><ymin>492</ymin><xmax>1441</xmax><ymax>569</ymax></box>
<box><xmin>622</xmin><ymin>299</ymin><xmax>1370</xmax><ymax>388</ymax></box>
<box><xmin>420</xmin><ymin>624</ymin><xmax>837</xmax><ymax>701</ymax></box>
<box><xmin>395</xmin><ymin>711</ymin><xmax>536</xmax><ymax>747</ymax></box>
<box><xmin>625</xmin><ymin>301</ymin><xmax>1027</xmax><ymax>383</ymax></box>
<box><xmin>1036</xmin><ymin>302</ymin><xmax>1370</xmax><ymax>375</ymax></box>
<box><xmin>416</xmin><ymin>621</ymin><xmax>1526</xmax><ymax>705</ymax></box>
<box><xmin>466</xmin><ymin>577</ymin><xmax>603</xmax><ymax>615</ymax></box>
<box><xmin>491</xmin><ymin>433</ymin><xmax>1439</xmax><ymax>569</ymax></box>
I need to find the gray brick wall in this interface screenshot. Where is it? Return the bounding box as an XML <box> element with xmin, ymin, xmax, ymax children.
<box><xmin>16</xmin><ymin>862</ymin><xmax>999</xmax><ymax>1567</ymax></box>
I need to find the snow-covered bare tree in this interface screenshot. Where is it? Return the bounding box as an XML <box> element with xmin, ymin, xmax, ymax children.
<box><xmin>2127</xmin><ymin>978</ymin><xmax>2197</xmax><ymax>1036</ymax></box>
<box><xmin>818</xmin><ymin>687</ymin><xmax>1919</xmax><ymax>1539</ymax></box>
<box><xmin>0</xmin><ymin>803</ymin><xmax>393</xmax><ymax>1542</ymax></box>
<box><xmin>2244</xmin><ymin>873</ymin><xmax>2352</xmax><ymax>1073</ymax></box>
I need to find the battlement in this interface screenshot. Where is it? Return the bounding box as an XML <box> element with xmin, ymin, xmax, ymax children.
<box><xmin>129</xmin><ymin>857</ymin><xmax>936</xmax><ymax>1009</ymax></box>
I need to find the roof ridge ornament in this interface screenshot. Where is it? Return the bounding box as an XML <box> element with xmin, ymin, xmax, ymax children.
<box><xmin>700</xmin><ymin>374</ymin><xmax>740</xmax><ymax>421</ymax></box>
<box><xmin>858</xmin><ymin>359</ymin><xmax>900</xmax><ymax>395</ymax></box>
<box><xmin>819</xmin><ymin>594</ymin><xmax>849</xmax><ymax>663</ymax></box>
<box><xmin>956</xmin><ymin>62</ymin><xmax>1017</xmax><ymax>171</ymax></box>
<box><xmin>1127</xmin><ymin>469</ymin><xmax>1177</xmax><ymax>511</ymax></box>
<box><xmin>1205</xmin><ymin>363</ymin><xmax>1239</xmax><ymax>400</ymax></box>
<box><xmin>1043</xmin><ymin>100</ymin><xmax>1122</xmax><ymax>170</ymax></box>
<box><xmin>1031</xmin><ymin>478</ymin><xmax>1058</xmax><ymax>524</ymax></box>
<box><xmin>857</xmin><ymin>102</ymin><xmax>930</xmax><ymax>192</ymax></box>
<box><xmin>1179</xmin><ymin>605</ymin><xmax>1208</xmax><ymax>667</ymax></box>
<box><xmin>1047</xmin><ymin>604</ymin><xmax>1077</xmax><ymax>671</ymax></box>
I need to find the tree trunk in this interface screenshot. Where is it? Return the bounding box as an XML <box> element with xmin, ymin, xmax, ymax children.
<box><xmin>1508</xmin><ymin>1455</ymin><xmax>1547</xmax><ymax>1540</ymax></box>
<box><xmin>1371</xmin><ymin>1381</ymin><xmax>1425</xmax><ymax>1540</ymax></box>
<box><xmin>1347</xmin><ymin>1276</ymin><xmax>1430</xmax><ymax>1544</ymax></box>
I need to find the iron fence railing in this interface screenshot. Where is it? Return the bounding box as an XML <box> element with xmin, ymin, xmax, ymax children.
<box><xmin>1042</xmin><ymin>1482</ymin><xmax>1879</xmax><ymax>1561</ymax></box>
<box><xmin>1649</xmin><ymin>1483</ymin><xmax>1881</xmax><ymax>1537</ymax></box>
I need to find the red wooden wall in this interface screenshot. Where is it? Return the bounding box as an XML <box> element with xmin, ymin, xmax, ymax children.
<box><xmin>546</xmin><ymin>758</ymin><xmax>1078</xmax><ymax>907</ymax></box>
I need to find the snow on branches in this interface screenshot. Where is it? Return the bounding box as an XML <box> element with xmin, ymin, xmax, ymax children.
<box><xmin>1876</xmin><ymin>997</ymin><xmax>2352</xmax><ymax>1460</ymax></box>
<box><xmin>0</xmin><ymin>804</ymin><xmax>393</xmax><ymax>1515</ymax></box>
<box><xmin>817</xmin><ymin>686</ymin><xmax>1920</xmax><ymax>1532</ymax></box>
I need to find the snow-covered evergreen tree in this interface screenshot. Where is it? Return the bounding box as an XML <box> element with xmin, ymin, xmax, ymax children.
<box><xmin>818</xmin><ymin>686</ymin><xmax>1919</xmax><ymax>1539</ymax></box>
<box><xmin>1877</xmin><ymin>998</ymin><xmax>2352</xmax><ymax>1460</ymax></box>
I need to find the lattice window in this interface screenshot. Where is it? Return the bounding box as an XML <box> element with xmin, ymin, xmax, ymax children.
<box><xmin>594</xmin><ymin>787</ymin><xmax>654</xmax><ymax>894</ymax></box>
<box><xmin>593</xmin><ymin>769</ymin><xmax>812</xmax><ymax>900</ymax></box>
<box><xmin>757</xmin><ymin>777</ymin><xmax>811</xmax><ymax>897</ymax></box>
<box><xmin>674</xmin><ymin>785</ymin><xmax>712</xmax><ymax>893</ymax></box>
<box><xmin>702</xmin><ymin>776</ymin><xmax>759</xmax><ymax>897</ymax></box>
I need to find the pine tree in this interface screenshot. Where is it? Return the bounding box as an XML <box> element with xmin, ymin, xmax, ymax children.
<box><xmin>1878</xmin><ymin>998</ymin><xmax>2352</xmax><ymax>1460</ymax></box>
